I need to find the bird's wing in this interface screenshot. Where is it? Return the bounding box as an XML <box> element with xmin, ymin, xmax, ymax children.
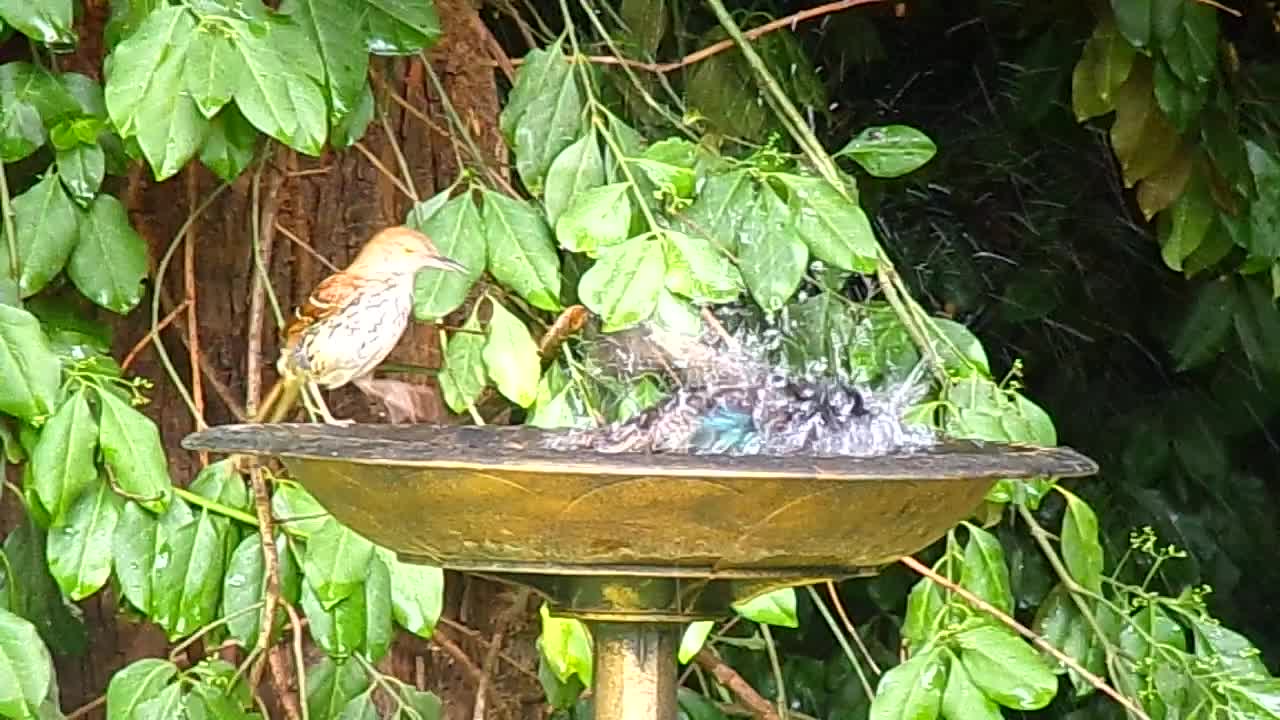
<box><xmin>282</xmin><ymin>272</ymin><xmax>350</xmax><ymax>349</ymax></box>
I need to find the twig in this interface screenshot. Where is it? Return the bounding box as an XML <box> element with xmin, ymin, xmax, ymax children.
<box><xmin>122</xmin><ymin>300</ymin><xmax>188</xmax><ymax>370</ymax></box>
<box><xmin>247</xmin><ymin>467</ymin><xmax>286</xmax><ymax>700</ymax></box>
<box><xmin>760</xmin><ymin>625</ymin><xmax>788</xmax><ymax>719</ymax></box>
<box><xmin>898</xmin><ymin>555</ymin><xmax>1151</xmax><ymax>720</ymax></box>
<box><xmin>156</xmin><ymin>288</ymin><xmax>250</xmax><ymax>422</ymax></box>
<box><xmin>806</xmin><ymin>585</ymin><xmax>875</xmax><ymax>702</ymax></box>
<box><xmin>351</xmin><ymin>141</ymin><xmax>417</xmax><ymax>201</ymax></box>
<box><xmin>694</xmin><ymin>648</ymin><xmax>780</xmax><ymax>720</ymax></box>
<box><xmin>0</xmin><ymin>159</ymin><xmax>17</xmax><ymax>281</ymax></box>
<box><xmin>246</xmin><ymin>150</ymin><xmax>290</xmax><ymax>418</ymax></box>
<box><xmin>438</xmin><ymin>617</ymin><xmax>540</xmax><ymax>680</ymax></box>
<box><xmin>65</xmin><ymin>695</ymin><xmax>106</xmax><ymax>720</ymax></box>
<box><xmin>274</xmin><ymin>222</ymin><xmax>339</xmax><ymax>273</ymax></box>
<box><xmin>825</xmin><ymin>582</ymin><xmax>881</xmax><ymax>675</ymax></box>
<box><xmin>514</xmin><ymin>0</ymin><xmax>886</xmax><ymax>74</ymax></box>
<box><xmin>277</xmin><ymin>600</ymin><xmax>308</xmax><ymax>720</ymax></box>
<box><xmin>378</xmin><ymin>98</ymin><xmax>420</xmax><ymax>204</ymax></box>
<box><xmin>184</xmin><ymin>167</ymin><xmax>208</xmax><ymax>458</ymax></box>
<box><xmin>433</xmin><ymin>627</ymin><xmax>488</xmax><ymax>686</ymax></box>
<box><xmin>470</xmin><ymin>629</ymin><xmax>504</xmax><ymax>720</ymax></box>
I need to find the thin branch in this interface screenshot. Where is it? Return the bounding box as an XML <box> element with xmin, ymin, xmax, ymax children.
<box><xmin>352</xmin><ymin>140</ymin><xmax>417</xmax><ymax>201</ymax></box>
<box><xmin>512</xmin><ymin>0</ymin><xmax>887</xmax><ymax>74</ymax></box>
<box><xmin>825</xmin><ymin>581</ymin><xmax>881</xmax><ymax>675</ymax></box>
<box><xmin>898</xmin><ymin>555</ymin><xmax>1151</xmax><ymax>720</ymax></box>
<box><xmin>184</xmin><ymin>167</ymin><xmax>208</xmax><ymax>456</ymax></box>
<box><xmin>122</xmin><ymin>299</ymin><xmax>188</xmax><ymax>370</ymax></box>
<box><xmin>694</xmin><ymin>648</ymin><xmax>780</xmax><ymax>720</ymax></box>
<box><xmin>274</xmin><ymin>222</ymin><xmax>339</xmax><ymax>273</ymax></box>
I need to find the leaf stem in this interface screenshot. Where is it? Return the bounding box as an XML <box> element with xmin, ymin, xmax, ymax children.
<box><xmin>805</xmin><ymin>585</ymin><xmax>876</xmax><ymax>701</ymax></box>
<box><xmin>759</xmin><ymin>624</ymin><xmax>789</xmax><ymax>719</ymax></box>
<box><xmin>173</xmin><ymin>486</ymin><xmax>261</xmax><ymax>526</ymax></box>
<box><xmin>0</xmin><ymin>160</ymin><xmax>16</xmax><ymax>281</ymax></box>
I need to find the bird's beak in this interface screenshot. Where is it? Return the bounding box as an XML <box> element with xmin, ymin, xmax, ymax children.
<box><xmin>426</xmin><ymin>255</ymin><xmax>467</xmax><ymax>273</ymax></box>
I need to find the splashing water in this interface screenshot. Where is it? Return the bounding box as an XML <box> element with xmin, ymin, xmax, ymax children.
<box><xmin>542</xmin><ymin>312</ymin><xmax>939</xmax><ymax>458</ymax></box>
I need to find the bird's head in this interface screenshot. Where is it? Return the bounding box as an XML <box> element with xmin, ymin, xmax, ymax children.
<box><xmin>352</xmin><ymin>226</ymin><xmax>467</xmax><ymax>276</ymax></box>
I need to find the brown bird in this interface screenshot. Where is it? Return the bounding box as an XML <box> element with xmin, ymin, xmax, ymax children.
<box><xmin>256</xmin><ymin>226</ymin><xmax>466</xmax><ymax>426</ymax></box>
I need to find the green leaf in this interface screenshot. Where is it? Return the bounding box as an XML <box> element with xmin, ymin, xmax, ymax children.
<box><xmin>0</xmin><ymin>304</ymin><xmax>62</xmax><ymax>421</ymax></box>
<box><xmin>482</xmin><ymin>190</ymin><xmax>562</xmax><ymax>311</ymax></box>
<box><xmin>104</xmin><ymin>6</ymin><xmax>209</xmax><ymax>180</ymax></box>
<box><xmin>271</xmin><ymin>483</ymin><xmax>331</xmax><ymax>535</ymax></box>
<box><xmin>578</xmin><ymin>236</ymin><xmax>665</xmax><ymax>331</ymax></box>
<box><xmin>284</xmin><ymin>0</ymin><xmax>368</xmax><ymax>123</ymax></box>
<box><xmin>1152</xmin><ymin>59</ymin><xmax>1207</xmax><ymax>133</ymax></box>
<box><xmin>501</xmin><ymin>40</ymin><xmax>584</xmax><ymax>195</ymax></box>
<box><xmin>395</xmin><ymin>686</ymin><xmax>443</xmax><ymax>720</ymax></box>
<box><xmin>306</xmin><ymin>657</ymin><xmax>370</xmax><ymax>720</ymax></box>
<box><xmin>304</xmin><ymin>518</ymin><xmax>375</xmax><ymax>608</ymax></box>
<box><xmin>1119</xmin><ymin>605</ymin><xmax>1184</xmax><ymax>663</ymax></box>
<box><xmin>902</xmin><ymin>578</ymin><xmax>944</xmax><ymax>650</ymax></box>
<box><xmin>1071</xmin><ymin>16</ymin><xmax>1137</xmax><ymax>121</ymax></box>
<box><xmin>941</xmin><ymin>652</ymin><xmax>1001</xmax><ymax>720</ymax></box>
<box><xmin>675</xmin><ymin>170</ymin><xmax>756</xmax><ymax>256</ymax></box>
<box><xmin>0</xmin><ymin>98</ymin><xmax>43</xmax><ymax>164</ymax></box>
<box><xmin>338</xmin><ymin>690</ymin><xmax>378</xmax><ymax>720</ymax></box>
<box><xmin>731</xmin><ymin>588</ymin><xmax>798</xmax><ymax>628</ymax></box>
<box><xmin>0</xmin><ymin>62</ymin><xmax>80</xmax><ymax>128</ymax></box>
<box><xmin>439</xmin><ymin>306</ymin><xmax>487</xmax><ymax>414</ymax></box>
<box><xmin>56</xmin><ymin>143</ymin><xmax>106</xmax><ymax>206</ymax></box>
<box><xmin>306</xmin><ymin>553</ymin><xmax>390</xmax><ymax>661</ymax></box>
<box><xmin>1169</xmin><ymin>279</ymin><xmax>1236</xmax><ymax>371</ymax></box>
<box><xmin>1111</xmin><ymin>0</ymin><xmax>1152</xmax><ymax>48</ymax></box>
<box><xmin>739</xmin><ymin>185</ymin><xmax>807</xmax><ymax>312</ymax></box>
<box><xmin>0</xmin><ymin>0</ymin><xmax>74</xmax><ymax>47</ymax></box>
<box><xmin>330</xmin><ymin>82</ymin><xmax>374</xmax><ymax>149</ymax></box>
<box><xmin>955</xmin><ymin>625</ymin><xmax>1057</xmax><ymax>710</ymax></box>
<box><xmin>538</xmin><ymin>603</ymin><xmax>593</xmax><ymax>685</ymax></box>
<box><xmin>482</xmin><ymin>299</ymin><xmax>541</xmax><ymax>408</ymax></box>
<box><xmin>1059</xmin><ymin>490</ymin><xmax>1103</xmax><ymax>593</ymax></box>
<box><xmin>47</xmin><ymin>477</ymin><xmax>122</xmax><ymax>601</ymax></box>
<box><xmin>30</xmin><ymin>390</ymin><xmax>98</xmax><ymax>523</ymax></box>
<box><xmin>68</xmin><ymin>194</ymin><xmax>148</xmax><ymax>314</ymax></box>
<box><xmin>13</xmin><ymin>173</ymin><xmax>81</xmax><ymax>298</ymax></box>
<box><xmin>379</xmin><ymin>549</ymin><xmax>443</xmax><ymax>639</ymax></box>
<box><xmin>189</xmin><ymin>459</ymin><xmax>249</xmax><ymax>512</ymax></box>
<box><xmin>868</xmin><ymin>647</ymin><xmax>945</xmax><ymax>720</ymax></box>
<box><xmin>184</xmin><ymin>27</ymin><xmax>241</xmax><ymax>118</ymax></box>
<box><xmin>113</xmin><ymin>501</ymin><xmax>158</xmax><ymax>613</ymax></box>
<box><xmin>229</xmin><ymin>19</ymin><xmax>328</xmax><ymax>156</ymax></box>
<box><xmin>1188</xmin><ymin>615</ymin><xmax>1268</xmax><ymax>677</ymax></box>
<box><xmin>3</xmin><ymin>519</ymin><xmax>88</xmax><ymax>655</ymax></box>
<box><xmin>223</xmin><ymin>534</ymin><xmax>267</xmax><ymax>647</ymax></box>
<box><xmin>0</xmin><ymin>607</ymin><xmax>55</xmax><ymax>719</ymax></box>
<box><xmin>200</xmin><ymin>105</ymin><xmax>259</xmax><ymax>182</ymax></box>
<box><xmin>678</xmin><ymin>621</ymin><xmax>714</xmax><ymax>664</ymax></box>
<box><xmin>96</xmin><ymin>389</ymin><xmax>172</xmax><ymax>513</ymax></box>
<box><xmin>410</xmin><ymin>192</ymin><xmax>485</xmax><ymax>321</ymax></box>
<box><xmin>662</xmin><ymin>230</ymin><xmax>743</xmax><ymax>303</ymax></box>
<box><xmin>1162</xmin><ymin>2</ymin><xmax>1218</xmax><ymax>86</ymax></box>
<box><xmin>1235</xmin><ymin>275</ymin><xmax>1280</xmax><ymax>373</ymax></box>
<box><xmin>959</xmin><ymin>525</ymin><xmax>1013</xmax><ymax>614</ymax></box>
<box><xmin>363</xmin><ymin>0</ymin><xmax>442</xmax><ymax>55</ymax></box>
<box><xmin>836</xmin><ymin>125</ymin><xmax>937</xmax><ymax>178</ymax></box>
<box><xmin>133</xmin><ymin>682</ymin><xmax>182</xmax><ymax>720</ymax></box>
<box><xmin>776</xmin><ymin>173</ymin><xmax>878</xmax><ymax>273</ymax></box>
<box><xmin>554</xmin><ymin>182</ymin><xmax>633</xmax><ymax>255</ymax></box>
<box><xmin>1220</xmin><ymin>678</ymin><xmax>1280</xmax><ymax>719</ymax></box>
<box><xmin>106</xmin><ymin>658</ymin><xmax>178</xmax><ymax>720</ymax></box>
<box><xmin>151</xmin><ymin>508</ymin><xmax>229</xmax><ymax>639</ymax></box>
<box><xmin>544</xmin><ymin>132</ymin><xmax>605</xmax><ymax>226</ymax></box>
<box><xmin>1244</xmin><ymin>140</ymin><xmax>1280</xmax><ymax>258</ymax></box>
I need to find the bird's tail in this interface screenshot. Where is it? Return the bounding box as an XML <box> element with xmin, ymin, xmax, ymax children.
<box><xmin>255</xmin><ymin>377</ymin><xmax>302</xmax><ymax>424</ymax></box>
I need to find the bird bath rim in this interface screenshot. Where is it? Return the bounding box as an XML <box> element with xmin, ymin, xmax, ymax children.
<box><xmin>181</xmin><ymin>422</ymin><xmax>1100</xmax><ymax>481</ymax></box>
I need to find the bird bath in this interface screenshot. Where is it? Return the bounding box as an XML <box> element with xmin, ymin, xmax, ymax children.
<box><xmin>183</xmin><ymin>423</ymin><xmax>1098</xmax><ymax>719</ymax></box>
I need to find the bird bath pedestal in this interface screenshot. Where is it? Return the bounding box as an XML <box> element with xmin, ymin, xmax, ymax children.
<box><xmin>183</xmin><ymin>424</ymin><xmax>1098</xmax><ymax>720</ymax></box>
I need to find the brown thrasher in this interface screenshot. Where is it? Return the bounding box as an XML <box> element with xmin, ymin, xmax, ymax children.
<box><xmin>255</xmin><ymin>225</ymin><xmax>466</xmax><ymax>426</ymax></box>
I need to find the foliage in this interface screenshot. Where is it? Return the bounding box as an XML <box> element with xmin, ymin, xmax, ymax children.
<box><xmin>0</xmin><ymin>0</ymin><xmax>1278</xmax><ymax>718</ymax></box>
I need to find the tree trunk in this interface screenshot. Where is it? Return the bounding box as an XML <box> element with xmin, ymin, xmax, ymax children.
<box><xmin>48</xmin><ymin>1</ymin><xmax>544</xmax><ymax>717</ymax></box>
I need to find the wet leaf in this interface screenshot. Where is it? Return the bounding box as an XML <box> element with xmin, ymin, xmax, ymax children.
<box><xmin>1110</xmin><ymin>61</ymin><xmax>1181</xmax><ymax>189</ymax></box>
<box><xmin>836</xmin><ymin>125</ymin><xmax>937</xmax><ymax>178</ymax></box>
<box><xmin>555</xmin><ymin>182</ymin><xmax>633</xmax><ymax>255</ymax></box>
<box><xmin>96</xmin><ymin>389</ymin><xmax>172</xmax><ymax>513</ymax></box>
<box><xmin>482</xmin><ymin>299</ymin><xmax>541</xmax><ymax>408</ymax></box>
<box><xmin>439</xmin><ymin>306</ymin><xmax>487</xmax><ymax>414</ymax></box>
<box><xmin>678</xmin><ymin>621</ymin><xmax>714</xmax><ymax>664</ymax></box>
<box><xmin>775</xmin><ymin>173</ymin><xmax>878</xmax><ymax>273</ymax></box>
<box><xmin>303</xmin><ymin>518</ymin><xmax>375</xmax><ymax>608</ymax></box>
<box><xmin>338</xmin><ymin>689</ymin><xmax>378</xmax><ymax>720</ymax></box>
<box><xmin>228</xmin><ymin>18</ymin><xmax>328</xmax><ymax>156</ymax></box>
<box><xmin>56</xmin><ymin>143</ymin><xmax>106</xmax><ymax>206</ymax></box>
<box><xmin>1244</xmin><ymin>140</ymin><xmax>1280</xmax><ymax>258</ymax></box>
<box><xmin>0</xmin><ymin>0</ymin><xmax>75</xmax><ymax>47</ymax></box>
<box><xmin>183</xmin><ymin>26</ymin><xmax>240</xmax><ymax>119</ymax></box>
<box><xmin>1137</xmin><ymin>144</ymin><xmax>1193</xmax><ymax>220</ymax></box>
<box><xmin>1110</xmin><ymin>0</ymin><xmax>1152</xmax><ymax>48</ymax></box>
<box><xmin>1152</xmin><ymin>59</ymin><xmax>1207</xmax><ymax>133</ymax></box>
<box><xmin>303</xmin><ymin>555</ymin><xmax>390</xmax><ymax>661</ymax></box>
<box><xmin>501</xmin><ymin>40</ymin><xmax>584</xmax><ymax>195</ymax></box>
<box><xmin>941</xmin><ymin>651</ymin><xmax>1000</xmax><ymax>720</ymax></box>
<box><xmin>306</xmin><ymin>657</ymin><xmax>369</xmax><ymax>720</ymax></box>
<box><xmin>1169</xmin><ymin>279</ymin><xmax>1236</xmax><ymax>371</ymax></box>
<box><xmin>1158</xmin><ymin>170</ymin><xmax>1214</xmax><ymax>271</ymax></box>
<box><xmin>1119</xmin><ymin>605</ymin><xmax>1184</xmax><ymax>663</ymax></box>
<box><xmin>47</xmin><ymin>477</ymin><xmax>122</xmax><ymax>601</ymax></box>
<box><xmin>1162</xmin><ymin>2</ymin><xmax>1218</xmax><ymax>86</ymax></box>
<box><xmin>732</xmin><ymin>588</ymin><xmax>798</xmax><ymax>628</ymax></box>
<box><xmin>482</xmin><ymin>190</ymin><xmax>561</xmax><ymax>311</ymax></box>
<box><xmin>538</xmin><ymin>603</ymin><xmax>593</xmax><ymax>685</ymax></box>
<box><xmin>739</xmin><ymin>185</ymin><xmax>807</xmax><ymax>312</ymax></box>
<box><xmin>955</xmin><ymin>624</ymin><xmax>1057</xmax><ymax>710</ymax></box>
<box><xmin>223</xmin><ymin>532</ymin><xmax>297</xmax><ymax>647</ymax></box>
<box><xmin>1071</xmin><ymin>16</ymin><xmax>1136</xmax><ymax>121</ymax></box>
<box><xmin>69</xmin><ymin>194</ymin><xmax>148</xmax><ymax>314</ymax></box>
<box><xmin>1060</xmin><ymin>490</ymin><xmax>1103</xmax><ymax>593</ymax></box>
<box><xmin>30</xmin><ymin>391</ymin><xmax>97</xmax><ymax>523</ymax></box>
<box><xmin>0</xmin><ymin>305</ymin><xmax>61</xmax><ymax>422</ymax></box>
<box><xmin>868</xmin><ymin>647</ymin><xmax>945</xmax><ymax>720</ymax></box>
<box><xmin>1219</xmin><ymin>678</ymin><xmax>1280</xmax><ymax>719</ymax></box>
<box><xmin>113</xmin><ymin>501</ymin><xmax>158</xmax><ymax>613</ymax></box>
<box><xmin>411</xmin><ymin>192</ymin><xmax>485</xmax><ymax>321</ymax></box>
<box><xmin>106</xmin><ymin>658</ymin><xmax>178</xmax><ymax>720</ymax></box>
<box><xmin>902</xmin><ymin>578</ymin><xmax>944</xmax><ymax>649</ymax></box>
<box><xmin>151</xmin><ymin>508</ymin><xmax>229</xmax><ymax>639</ymax></box>
<box><xmin>363</xmin><ymin>0</ymin><xmax>442</xmax><ymax>56</ymax></box>
<box><xmin>271</xmin><ymin>483</ymin><xmax>331</xmax><ymax>535</ymax></box>
<box><xmin>578</xmin><ymin>236</ymin><xmax>665</xmax><ymax>330</ymax></box>
<box><xmin>379</xmin><ymin>548</ymin><xmax>443</xmax><ymax>639</ymax></box>
<box><xmin>544</xmin><ymin>132</ymin><xmax>605</xmax><ymax>226</ymax></box>
<box><xmin>13</xmin><ymin>173</ymin><xmax>81</xmax><ymax>299</ymax></box>
<box><xmin>330</xmin><ymin>81</ymin><xmax>374</xmax><ymax>150</ymax></box>
<box><xmin>285</xmin><ymin>0</ymin><xmax>368</xmax><ymax>124</ymax></box>
<box><xmin>1188</xmin><ymin>615</ymin><xmax>1268</xmax><ymax>677</ymax></box>
<box><xmin>0</xmin><ymin>607</ymin><xmax>54</xmax><ymax>719</ymax></box>
<box><xmin>960</xmin><ymin>525</ymin><xmax>1013</xmax><ymax>614</ymax></box>
<box><xmin>662</xmin><ymin>230</ymin><xmax>742</xmax><ymax>303</ymax></box>
<box><xmin>200</xmin><ymin>105</ymin><xmax>259</xmax><ymax>182</ymax></box>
